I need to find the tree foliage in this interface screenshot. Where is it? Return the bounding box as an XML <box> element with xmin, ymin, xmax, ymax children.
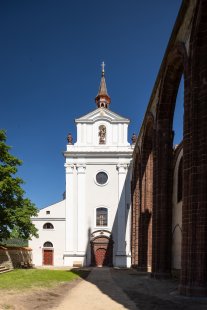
<box><xmin>0</xmin><ymin>130</ymin><xmax>38</xmax><ymax>241</ymax></box>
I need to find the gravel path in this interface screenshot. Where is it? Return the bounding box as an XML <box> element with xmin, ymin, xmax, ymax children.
<box><xmin>53</xmin><ymin>267</ymin><xmax>138</xmax><ymax>310</ymax></box>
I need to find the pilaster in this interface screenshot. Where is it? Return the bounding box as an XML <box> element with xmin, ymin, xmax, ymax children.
<box><xmin>64</xmin><ymin>163</ymin><xmax>74</xmax><ymax>253</ymax></box>
<box><xmin>76</xmin><ymin>164</ymin><xmax>86</xmax><ymax>254</ymax></box>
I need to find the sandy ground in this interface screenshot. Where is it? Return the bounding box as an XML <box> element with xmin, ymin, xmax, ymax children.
<box><xmin>0</xmin><ymin>279</ymin><xmax>80</xmax><ymax>310</ymax></box>
<box><xmin>53</xmin><ymin>267</ymin><xmax>137</xmax><ymax>310</ymax></box>
<box><xmin>1</xmin><ymin>268</ymin><xmax>207</xmax><ymax>310</ymax></box>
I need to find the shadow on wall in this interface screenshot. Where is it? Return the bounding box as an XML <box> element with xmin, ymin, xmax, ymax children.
<box><xmin>0</xmin><ymin>246</ymin><xmax>32</xmax><ymax>268</ymax></box>
<box><xmin>83</xmin><ymin>166</ymin><xmax>131</xmax><ymax>268</ymax></box>
<box><xmin>138</xmin><ymin>209</ymin><xmax>151</xmax><ymax>271</ymax></box>
<box><xmin>111</xmin><ymin>166</ymin><xmax>131</xmax><ymax>268</ymax></box>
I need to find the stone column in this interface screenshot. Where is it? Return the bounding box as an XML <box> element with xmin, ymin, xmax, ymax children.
<box><xmin>64</xmin><ymin>163</ymin><xmax>74</xmax><ymax>253</ymax></box>
<box><xmin>152</xmin><ymin>129</ymin><xmax>173</xmax><ymax>278</ymax></box>
<box><xmin>116</xmin><ymin>163</ymin><xmax>128</xmax><ymax>265</ymax></box>
<box><xmin>179</xmin><ymin>0</ymin><xmax>207</xmax><ymax>296</ymax></box>
<box><xmin>76</xmin><ymin>164</ymin><xmax>86</xmax><ymax>254</ymax></box>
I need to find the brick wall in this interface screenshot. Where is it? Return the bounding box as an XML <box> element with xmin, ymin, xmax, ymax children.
<box><xmin>0</xmin><ymin>246</ymin><xmax>32</xmax><ymax>269</ymax></box>
<box><xmin>131</xmin><ymin>0</ymin><xmax>207</xmax><ymax>297</ymax></box>
<box><xmin>131</xmin><ymin>153</ymin><xmax>141</xmax><ymax>267</ymax></box>
<box><xmin>179</xmin><ymin>0</ymin><xmax>207</xmax><ymax>296</ymax></box>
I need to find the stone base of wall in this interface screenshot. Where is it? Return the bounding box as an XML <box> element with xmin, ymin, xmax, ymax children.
<box><xmin>179</xmin><ymin>285</ymin><xmax>207</xmax><ymax>297</ymax></box>
<box><xmin>171</xmin><ymin>268</ymin><xmax>181</xmax><ymax>279</ymax></box>
<box><xmin>0</xmin><ymin>246</ymin><xmax>32</xmax><ymax>269</ymax></box>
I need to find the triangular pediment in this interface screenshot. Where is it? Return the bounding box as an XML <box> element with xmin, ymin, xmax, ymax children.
<box><xmin>75</xmin><ymin>108</ymin><xmax>130</xmax><ymax>124</ymax></box>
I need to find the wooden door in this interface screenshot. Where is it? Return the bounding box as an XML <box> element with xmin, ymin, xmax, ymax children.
<box><xmin>43</xmin><ymin>249</ymin><xmax>53</xmax><ymax>265</ymax></box>
<box><xmin>95</xmin><ymin>248</ymin><xmax>107</xmax><ymax>267</ymax></box>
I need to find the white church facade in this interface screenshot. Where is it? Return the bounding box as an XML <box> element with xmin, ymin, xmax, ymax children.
<box><xmin>29</xmin><ymin>65</ymin><xmax>135</xmax><ymax>267</ymax></box>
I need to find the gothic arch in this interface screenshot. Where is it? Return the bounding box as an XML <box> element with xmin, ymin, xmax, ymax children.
<box><xmin>152</xmin><ymin>43</ymin><xmax>188</xmax><ymax>277</ymax></box>
<box><xmin>179</xmin><ymin>0</ymin><xmax>207</xmax><ymax>296</ymax></box>
<box><xmin>130</xmin><ymin>0</ymin><xmax>207</xmax><ymax>297</ymax></box>
<box><xmin>156</xmin><ymin>43</ymin><xmax>187</xmax><ymax>132</ymax></box>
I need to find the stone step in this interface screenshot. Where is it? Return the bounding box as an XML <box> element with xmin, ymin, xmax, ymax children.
<box><xmin>0</xmin><ymin>265</ymin><xmax>12</xmax><ymax>274</ymax></box>
<box><xmin>0</xmin><ymin>268</ymin><xmax>12</xmax><ymax>274</ymax></box>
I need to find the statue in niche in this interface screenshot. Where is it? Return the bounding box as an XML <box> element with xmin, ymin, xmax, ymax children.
<box><xmin>67</xmin><ymin>133</ymin><xmax>73</xmax><ymax>145</ymax></box>
<box><xmin>99</xmin><ymin>125</ymin><xmax>106</xmax><ymax>144</ymax></box>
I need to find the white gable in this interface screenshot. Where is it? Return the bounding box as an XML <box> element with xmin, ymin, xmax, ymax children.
<box><xmin>75</xmin><ymin>107</ymin><xmax>130</xmax><ymax>124</ymax></box>
<box><xmin>32</xmin><ymin>200</ymin><xmax>66</xmax><ymax>220</ymax></box>
<box><xmin>74</xmin><ymin>107</ymin><xmax>130</xmax><ymax>147</ymax></box>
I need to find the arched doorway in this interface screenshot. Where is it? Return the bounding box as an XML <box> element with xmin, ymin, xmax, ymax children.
<box><xmin>90</xmin><ymin>231</ymin><xmax>113</xmax><ymax>267</ymax></box>
<box><xmin>95</xmin><ymin>248</ymin><xmax>107</xmax><ymax>267</ymax></box>
<box><xmin>43</xmin><ymin>241</ymin><xmax>53</xmax><ymax>266</ymax></box>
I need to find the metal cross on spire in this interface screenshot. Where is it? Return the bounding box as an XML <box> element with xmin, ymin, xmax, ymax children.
<box><xmin>101</xmin><ymin>61</ymin><xmax>105</xmax><ymax>75</ymax></box>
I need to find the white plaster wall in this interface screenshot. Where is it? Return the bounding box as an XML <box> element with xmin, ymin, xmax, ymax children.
<box><xmin>76</xmin><ymin>121</ymin><xmax>129</xmax><ymax>146</ymax></box>
<box><xmin>38</xmin><ymin>200</ymin><xmax>65</xmax><ymax>218</ymax></box>
<box><xmin>64</xmin><ymin>108</ymin><xmax>133</xmax><ymax>266</ymax></box>
<box><xmin>86</xmin><ymin>163</ymin><xmax>118</xmax><ymax>231</ymax></box>
<box><xmin>29</xmin><ymin>200</ymin><xmax>66</xmax><ymax>266</ymax></box>
<box><xmin>75</xmin><ymin>108</ymin><xmax>130</xmax><ymax>147</ymax></box>
<box><xmin>84</xmin><ymin>159</ymin><xmax>132</xmax><ymax>266</ymax></box>
<box><xmin>172</xmin><ymin>149</ymin><xmax>183</xmax><ymax>270</ymax></box>
<box><xmin>64</xmin><ymin>155</ymin><xmax>132</xmax><ymax>267</ymax></box>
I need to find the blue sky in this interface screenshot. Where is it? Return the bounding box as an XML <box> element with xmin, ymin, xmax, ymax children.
<box><xmin>0</xmin><ymin>0</ymin><xmax>183</xmax><ymax>209</ymax></box>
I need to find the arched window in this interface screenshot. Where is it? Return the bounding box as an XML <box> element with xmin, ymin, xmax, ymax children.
<box><xmin>43</xmin><ymin>223</ymin><xmax>54</xmax><ymax>229</ymax></box>
<box><xmin>96</xmin><ymin>208</ymin><xmax>108</xmax><ymax>226</ymax></box>
<box><xmin>177</xmin><ymin>157</ymin><xmax>183</xmax><ymax>203</ymax></box>
<box><xmin>43</xmin><ymin>241</ymin><xmax>53</xmax><ymax>247</ymax></box>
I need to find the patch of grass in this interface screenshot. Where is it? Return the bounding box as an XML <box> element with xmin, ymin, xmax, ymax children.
<box><xmin>1</xmin><ymin>305</ymin><xmax>14</xmax><ymax>310</ymax></box>
<box><xmin>0</xmin><ymin>269</ymin><xmax>80</xmax><ymax>290</ymax></box>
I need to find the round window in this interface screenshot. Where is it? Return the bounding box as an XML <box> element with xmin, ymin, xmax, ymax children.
<box><xmin>96</xmin><ymin>171</ymin><xmax>108</xmax><ymax>185</ymax></box>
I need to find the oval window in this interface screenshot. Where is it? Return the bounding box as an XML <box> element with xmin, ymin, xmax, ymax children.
<box><xmin>96</xmin><ymin>171</ymin><xmax>108</xmax><ymax>185</ymax></box>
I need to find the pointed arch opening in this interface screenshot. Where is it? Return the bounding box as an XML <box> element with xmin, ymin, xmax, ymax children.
<box><xmin>153</xmin><ymin>43</ymin><xmax>187</xmax><ymax>277</ymax></box>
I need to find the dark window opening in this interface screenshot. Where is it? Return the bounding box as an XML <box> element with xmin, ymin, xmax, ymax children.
<box><xmin>43</xmin><ymin>241</ymin><xmax>53</xmax><ymax>247</ymax></box>
<box><xmin>96</xmin><ymin>171</ymin><xmax>108</xmax><ymax>185</ymax></box>
<box><xmin>43</xmin><ymin>222</ymin><xmax>54</xmax><ymax>229</ymax></box>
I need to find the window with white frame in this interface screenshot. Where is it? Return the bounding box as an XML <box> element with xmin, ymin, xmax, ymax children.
<box><xmin>96</xmin><ymin>207</ymin><xmax>108</xmax><ymax>226</ymax></box>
